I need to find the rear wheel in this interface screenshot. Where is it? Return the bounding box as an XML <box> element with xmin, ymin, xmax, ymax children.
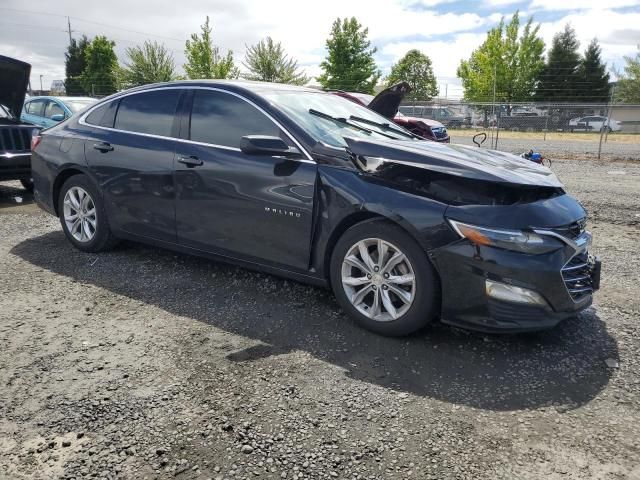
<box><xmin>330</xmin><ymin>219</ymin><xmax>439</xmax><ymax>336</ymax></box>
<box><xmin>58</xmin><ymin>174</ymin><xmax>119</xmax><ymax>252</ymax></box>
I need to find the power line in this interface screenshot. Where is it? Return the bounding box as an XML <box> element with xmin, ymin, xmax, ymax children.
<box><xmin>0</xmin><ymin>7</ymin><xmax>184</xmax><ymax>44</ymax></box>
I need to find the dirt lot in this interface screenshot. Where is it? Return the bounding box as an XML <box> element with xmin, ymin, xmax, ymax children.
<box><xmin>1</xmin><ymin>158</ymin><xmax>639</xmax><ymax>480</ymax></box>
<box><xmin>451</xmin><ymin>131</ymin><xmax>640</xmax><ymax>161</ymax></box>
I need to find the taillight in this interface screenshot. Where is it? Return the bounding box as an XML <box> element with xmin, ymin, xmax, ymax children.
<box><xmin>31</xmin><ymin>135</ymin><xmax>42</xmax><ymax>151</ymax></box>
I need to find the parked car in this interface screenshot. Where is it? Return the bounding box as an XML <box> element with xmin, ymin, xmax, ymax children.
<box><xmin>398</xmin><ymin>105</ymin><xmax>468</xmax><ymax>128</ymax></box>
<box><xmin>332</xmin><ymin>83</ymin><xmax>450</xmax><ymax>143</ymax></box>
<box><xmin>0</xmin><ymin>55</ymin><xmax>39</xmax><ymax>191</ymax></box>
<box><xmin>568</xmin><ymin>116</ymin><xmax>621</xmax><ymax>133</ymax></box>
<box><xmin>21</xmin><ymin>96</ymin><xmax>97</xmax><ymax>128</ymax></box>
<box><xmin>31</xmin><ymin>81</ymin><xmax>601</xmax><ymax>336</ymax></box>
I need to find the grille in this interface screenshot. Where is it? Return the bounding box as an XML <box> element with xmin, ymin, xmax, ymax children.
<box><xmin>562</xmin><ymin>251</ymin><xmax>594</xmax><ymax>301</ymax></box>
<box><xmin>0</xmin><ymin>126</ymin><xmax>32</xmax><ymax>154</ymax></box>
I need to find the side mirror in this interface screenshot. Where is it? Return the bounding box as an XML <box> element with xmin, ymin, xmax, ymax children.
<box><xmin>240</xmin><ymin>135</ymin><xmax>301</xmax><ymax>158</ymax></box>
<box><xmin>51</xmin><ymin>114</ymin><xmax>65</xmax><ymax>122</ymax></box>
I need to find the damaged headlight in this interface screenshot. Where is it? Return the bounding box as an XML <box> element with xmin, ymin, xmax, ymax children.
<box><xmin>448</xmin><ymin>219</ymin><xmax>563</xmax><ymax>254</ymax></box>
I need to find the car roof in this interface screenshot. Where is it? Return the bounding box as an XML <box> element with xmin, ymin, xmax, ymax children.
<box><xmin>125</xmin><ymin>79</ymin><xmax>321</xmax><ymax>95</ymax></box>
<box><xmin>25</xmin><ymin>96</ymin><xmax>96</xmax><ymax>103</ymax></box>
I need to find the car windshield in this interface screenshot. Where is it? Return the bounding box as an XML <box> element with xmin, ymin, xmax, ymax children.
<box><xmin>64</xmin><ymin>98</ymin><xmax>97</xmax><ymax>113</ymax></box>
<box><xmin>263</xmin><ymin>90</ymin><xmax>414</xmax><ymax>147</ymax></box>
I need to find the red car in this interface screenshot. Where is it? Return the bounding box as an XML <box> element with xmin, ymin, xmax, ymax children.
<box><xmin>330</xmin><ymin>82</ymin><xmax>450</xmax><ymax>143</ymax></box>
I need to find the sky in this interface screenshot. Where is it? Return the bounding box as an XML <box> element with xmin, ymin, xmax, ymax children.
<box><xmin>1</xmin><ymin>0</ymin><xmax>639</xmax><ymax>99</ymax></box>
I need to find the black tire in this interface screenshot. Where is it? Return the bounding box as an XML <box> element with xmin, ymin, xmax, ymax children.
<box><xmin>20</xmin><ymin>178</ymin><xmax>34</xmax><ymax>192</ymax></box>
<box><xmin>329</xmin><ymin>219</ymin><xmax>440</xmax><ymax>336</ymax></box>
<box><xmin>57</xmin><ymin>174</ymin><xmax>119</xmax><ymax>252</ymax></box>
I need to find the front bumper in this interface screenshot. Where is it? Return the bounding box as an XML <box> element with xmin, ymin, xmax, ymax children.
<box><xmin>430</xmin><ymin>234</ymin><xmax>600</xmax><ymax>333</ymax></box>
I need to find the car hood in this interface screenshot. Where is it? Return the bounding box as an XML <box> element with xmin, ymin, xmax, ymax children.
<box><xmin>368</xmin><ymin>82</ymin><xmax>411</xmax><ymax>120</ymax></box>
<box><xmin>0</xmin><ymin>55</ymin><xmax>31</xmax><ymax>119</ymax></box>
<box><xmin>397</xmin><ymin>115</ymin><xmax>445</xmax><ymax>128</ymax></box>
<box><xmin>345</xmin><ymin>137</ymin><xmax>563</xmax><ymax>188</ymax></box>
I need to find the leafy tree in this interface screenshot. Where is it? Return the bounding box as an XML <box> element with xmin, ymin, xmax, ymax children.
<box><xmin>317</xmin><ymin>17</ymin><xmax>380</xmax><ymax>93</ymax></box>
<box><xmin>64</xmin><ymin>35</ymin><xmax>90</xmax><ymax>95</ymax></box>
<box><xmin>81</xmin><ymin>36</ymin><xmax>118</xmax><ymax>96</ymax></box>
<box><xmin>184</xmin><ymin>16</ymin><xmax>239</xmax><ymax>79</ymax></box>
<box><xmin>535</xmin><ymin>24</ymin><xmax>581</xmax><ymax>101</ymax></box>
<box><xmin>576</xmin><ymin>39</ymin><xmax>610</xmax><ymax>102</ymax></box>
<box><xmin>243</xmin><ymin>37</ymin><xmax>308</xmax><ymax>85</ymax></box>
<box><xmin>121</xmin><ymin>41</ymin><xmax>176</xmax><ymax>87</ymax></box>
<box><xmin>457</xmin><ymin>12</ymin><xmax>545</xmax><ymax>103</ymax></box>
<box><xmin>615</xmin><ymin>46</ymin><xmax>640</xmax><ymax>104</ymax></box>
<box><xmin>386</xmin><ymin>50</ymin><xmax>438</xmax><ymax>101</ymax></box>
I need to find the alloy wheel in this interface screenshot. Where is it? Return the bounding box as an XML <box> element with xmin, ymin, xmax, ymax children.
<box><xmin>341</xmin><ymin>238</ymin><xmax>416</xmax><ymax>322</ymax></box>
<box><xmin>63</xmin><ymin>186</ymin><xmax>97</xmax><ymax>243</ymax></box>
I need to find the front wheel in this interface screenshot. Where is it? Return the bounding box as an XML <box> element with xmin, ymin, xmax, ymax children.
<box><xmin>330</xmin><ymin>219</ymin><xmax>440</xmax><ymax>336</ymax></box>
<box><xmin>58</xmin><ymin>174</ymin><xmax>119</xmax><ymax>252</ymax></box>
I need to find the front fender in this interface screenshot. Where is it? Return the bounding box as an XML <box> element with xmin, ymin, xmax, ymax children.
<box><xmin>311</xmin><ymin>165</ymin><xmax>454</xmax><ymax>278</ymax></box>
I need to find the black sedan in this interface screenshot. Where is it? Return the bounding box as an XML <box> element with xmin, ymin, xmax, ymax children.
<box><xmin>31</xmin><ymin>81</ymin><xmax>600</xmax><ymax>336</ymax></box>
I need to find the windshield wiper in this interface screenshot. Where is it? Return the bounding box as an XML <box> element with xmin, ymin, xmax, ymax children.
<box><xmin>308</xmin><ymin>109</ymin><xmax>397</xmax><ymax>139</ymax></box>
<box><xmin>348</xmin><ymin>115</ymin><xmax>419</xmax><ymax>139</ymax></box>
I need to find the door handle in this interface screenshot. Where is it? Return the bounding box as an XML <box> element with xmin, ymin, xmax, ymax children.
<box><xmin>93</xmin><ymin>142</ymin><xmax>114</xmax><ymax>152</ymax></box>
<box><xmin>178</xmin><ymin>155</ymin><xmax>203</xmax><ymax>167</ymax></box>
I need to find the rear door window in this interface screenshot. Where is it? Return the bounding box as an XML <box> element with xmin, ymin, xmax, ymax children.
<box><xmin>85</xmin><ymin>101</ymin><xmax>118</xmax><ymax>128</ymax></box>
<box><xmin>26</xmin><ymin>99</ymin><xmax>47</xmax><ymax>117</ymax></box>
<box><xmin>114</xmin><ymin>89</ymin><xmax>181</xmax><ymax>137</ymax></box>
<box><xmin>189</xmin><ymin>90</ymin><xmax>281</xmax><ymax>148</ymax></box>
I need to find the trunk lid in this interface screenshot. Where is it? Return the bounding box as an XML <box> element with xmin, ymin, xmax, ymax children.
<box><xmin>0</xmin><ymin>55</ymin><xmax>31</xmax><ymax>120</ymax></box>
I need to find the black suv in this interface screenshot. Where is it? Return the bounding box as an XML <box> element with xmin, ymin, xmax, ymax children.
<box><xmin>0</xmin><ymin>55</ymin><xmax>38</xmax><ymax>191</ymax></box>
<box><xmin>31</xmin><ymin>81</ymin><xmax>600</xmax><ymax>336</ymax></box>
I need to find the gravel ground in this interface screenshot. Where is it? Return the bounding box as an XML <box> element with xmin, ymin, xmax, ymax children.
<box><xmin>1</xmin><ymin>158</ymin><xmax>639</xmax><ymax>480</ymax></box>
<box><xmin>450</xmin><ymin>132</ymin><xmax>639</xmax><ymax>161</ymax></box>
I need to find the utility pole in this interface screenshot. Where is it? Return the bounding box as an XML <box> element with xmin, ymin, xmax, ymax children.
<box><xmin>39</xmin><ymin>75</ymin><xmax>43</xmax><ymax>93</ymax></box>
<box><xmin>491</xmin><ymin>64</ymin><xmax>497</xmax><ymax>149</ymax></box>
<box><xmin>67</xmin><ymin>17</ymin><xmax>73</xmax><ymax>46</ymax></box>
<box><xmin>597</xmin><ymin>84</ymin><xmax>616</xmax><ymax>160</ymax></box>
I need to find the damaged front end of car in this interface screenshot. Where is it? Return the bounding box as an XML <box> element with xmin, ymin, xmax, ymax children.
<box><xmin>344</xmin><ymin>137</ymin><xmax>601</xmax><ymax>332</ymax></box>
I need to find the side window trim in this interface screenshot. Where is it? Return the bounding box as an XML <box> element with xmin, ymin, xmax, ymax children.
<box><xmin>78</xmin><ymin>86</ymin><xmax>313</xmax><ymax>163</ymax></box>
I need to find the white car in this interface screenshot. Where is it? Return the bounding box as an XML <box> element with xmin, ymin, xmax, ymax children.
<box><xmin>569</xmin><ymin>115</ymin><xmax>621</xmax><ymax>133</ymax></box>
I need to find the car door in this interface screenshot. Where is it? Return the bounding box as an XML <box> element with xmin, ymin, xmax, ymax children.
<box><xmin>22</xmin><ymin>99</ymin><xmax>49</xmax><ymax>127</ymax></box>
<box><xmin>174</xmin><ymin>88</ymin><xmax>317</xmax><ymax>270</ymax></box>
<box><xmin>83</xmin><ymin>88</ymin><xmax>183</xmax><ymax>243</ymax></box>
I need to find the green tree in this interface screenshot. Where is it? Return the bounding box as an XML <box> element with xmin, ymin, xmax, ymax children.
<box><xmin>81</xmin><ymin>36</ymin><xmax>118</xmax><ymax>96</ymax></box>
<box><xmin>457</xmin><ymin>12</ymin><xmax>545</xmax><ymax>103</ymax></box>
<box><xmin>615</xmin><ymin>46</ymin><xmax>640</xmax><ymax>104</ymax></box>
<box><xmin>576</xmin><ymin>39</ymin><xmax>610</xmax><ymax>102</ymax></box>
<box><xmin>535</xmin><ymin>24</ymin><xmax>581</xmax><ymax>101</ymax></box>
<box><xmin>184</xmin><ymin>16</ymin><xmax>239</xmax><ymax>79</ymax></box>
<box><xmin>317</xmin><ymin>17</ymin><xmax>380</xmax><ymax>93</ymax></box>
<box><xmin>64</xmin><ymin>35</ymin><xmax>90</xmax><ymax>95</ymax></box>
<box><xmin>121</xmin><ymin>41</ymin><xmax>176</xmax><ymax>87</ymax></box>
<box><xmin>243</xmin><ymin>37</ymin><xmax>308</xmax><ymax>85</ymax></box>
<box><xmin>386</xmin><ymin>50</ymin><xmax>438</xmax><ymax>101</ymax></box>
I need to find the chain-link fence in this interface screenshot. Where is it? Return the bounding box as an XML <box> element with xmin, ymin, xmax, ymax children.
<box><xmin>399</xmin><ymin>101</ymin><xmax>640</xmax><ymax>161</ymax></box>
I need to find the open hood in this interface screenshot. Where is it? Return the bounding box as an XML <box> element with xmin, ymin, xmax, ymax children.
<box><xmin>0</xmin><ymin>55</ymin><xmax>31</xmax><ymax>120</ymax></box>
<box><xmin>368</xmin><ymin>82</ymin><xmax>411</xmax><ymax>120</ymax></box>
<box><xmin>345</xmin><ymin>136</ymin><xmax>563</xmax><ymax>188</ymax></box>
